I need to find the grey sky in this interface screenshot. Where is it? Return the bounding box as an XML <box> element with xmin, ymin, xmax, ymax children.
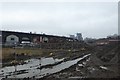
<box><xmin>0</xmin><ymin>2</ymin><xmax>118</xmax><ymax>39</ymax></box>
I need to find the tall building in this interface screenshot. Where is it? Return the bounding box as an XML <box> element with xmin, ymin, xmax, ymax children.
<box><xmin>76</xmin><ymin>33</ymin><xmax>83</xmax><ymax>41</ymax></box>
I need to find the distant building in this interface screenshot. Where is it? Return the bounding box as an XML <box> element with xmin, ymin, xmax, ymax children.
<box><xmin>76</xmin><ymin>33</ymin><xmax>83</xmax><ymax>41</ymax></box>
<box><xmin>70</xmin><ymin>35</ymin><xmax>75</xmax><ymax>39</ymax></box>
<box><xmin>107</xmin><ymin>34</ymin><xmax>118</xmax><ymax>39</ymax></box>
<box><xmin>84</xmin><ymin>37</ymin><xmax>96</xmax><ymax>43</ymax></box>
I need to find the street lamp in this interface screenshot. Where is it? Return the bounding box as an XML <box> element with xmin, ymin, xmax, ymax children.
<box><xmin>13</xmin><ymin>42</ymin><xmax>17</xmax><ymax>77</ymax></box>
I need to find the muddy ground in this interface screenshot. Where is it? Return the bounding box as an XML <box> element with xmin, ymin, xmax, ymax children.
<box><xmin>1</xmin><ymin>42</ymin><xmax>119</xmax><ymax>80</ymax></box>
<box><xmin>41</xmin><ymin>43</ymin><xmax>119</xmax><ymax>80</ymax></box>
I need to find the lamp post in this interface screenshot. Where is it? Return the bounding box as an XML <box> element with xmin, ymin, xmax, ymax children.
<box><xmin>38</xmin><ymin>57</ymin><xmax>41</xmax><ymax>74</ymax></box>
<box><xmin>13</xmin><ymin>42</ymin><xmax>17</xmax><ymax>77</ymax></box>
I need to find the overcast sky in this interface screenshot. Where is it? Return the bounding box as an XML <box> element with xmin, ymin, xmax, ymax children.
<box><xmin>0</xmin><ymin>2</ymin><xmax>118</xmax><ymax>39</ymax></box>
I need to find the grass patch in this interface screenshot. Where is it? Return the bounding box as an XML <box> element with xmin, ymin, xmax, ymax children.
<box><xmin>2</xmin><ymin>48</ymin><xmax>43</xmax><ymax>62</ymax></box>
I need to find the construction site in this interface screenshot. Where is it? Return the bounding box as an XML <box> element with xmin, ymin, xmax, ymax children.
<box><xmin>0</xmin><ymin>30</ymin><xmax>119</xmax><ymax>80</ymax></box>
